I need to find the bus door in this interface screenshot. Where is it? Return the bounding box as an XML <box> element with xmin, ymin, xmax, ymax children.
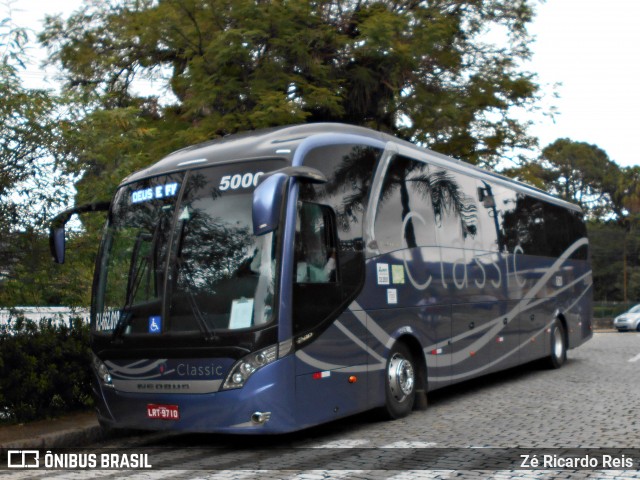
<box><xmin>291</xmin><ymin>144</ymin><xmax>384</xmax><ymax>422</ymax></box>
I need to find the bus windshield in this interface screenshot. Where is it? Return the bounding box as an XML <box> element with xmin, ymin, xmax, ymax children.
<box><xmin>93</xmin><ymin>161</ymin><xmax>283</xmax><ymax>337</ymax></box>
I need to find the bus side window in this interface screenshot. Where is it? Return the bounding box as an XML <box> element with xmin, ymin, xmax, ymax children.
<box><xmin>374</xmin><ymin>155</ymin><xmax>438</xmax><ymax>254</ymax></box>
<box><xmin>499</xmin><ymin>193</ymin><xmax>548</xmax><ymax>256</ymax></box>
<box><xmin>295</xmin><ymin>202</ymin><xmax>338</xmax><ymax>283</ymax></box>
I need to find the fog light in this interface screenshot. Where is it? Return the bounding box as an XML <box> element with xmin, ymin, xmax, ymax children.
<box><xmin>251</xmin><ymin>411</ymin><xmax>272</xmax><ymax>425</ymax></box>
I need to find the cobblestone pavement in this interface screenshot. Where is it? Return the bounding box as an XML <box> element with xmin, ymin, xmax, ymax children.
<box><xmin>3</xmin><ymin>332</ymin><xmax>640</xmax><ymax>478</ymax></box>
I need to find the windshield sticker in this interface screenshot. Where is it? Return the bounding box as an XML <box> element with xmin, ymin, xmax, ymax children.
<box><xmin>377</xmin><ymin>263</ymin><xmax>390</xmax><ymax>285</ymax></box>
<box><xmin>229</xmin><ymin>298</ymin><xmax>254</xmax><ymax>329</ymax></box>
<box><xmin>148</xmin><ymin>316</ymin><xmax>162</xmax><ymax>334</ymax></box>
<box><xmin>391</xmin><ymin>265</ymin><xmax>405</xmax><ymax>285</ymax></box>
<box><xmin>179</xmin><ymin>206</ymin><xmax>191</xmax><ymax>220</ymax></box>
<box><xmin>387</xmin><ymin>289</ymin><xmax>398</xmax><ymax>304</ymax></box>
<box><xmin>131</xmin><ymin>182</ymin><xmax>179</xmax><ymax>204</ymax></box>
<box><xmin>96</xmin><ymin>309</ymin><xmax>121</xmax><ymax>331</ymax></box>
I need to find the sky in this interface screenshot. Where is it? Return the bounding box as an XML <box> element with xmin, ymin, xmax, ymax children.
<box><xmin>9</xmin><ymin>0</ymin><xmax>640</xmax><ymax>168</ymax></box>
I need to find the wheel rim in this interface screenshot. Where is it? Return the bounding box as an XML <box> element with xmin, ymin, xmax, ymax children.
<box><xmin>553</xmin><ymin>325</ymin><xmax>564</xmax><ymax>359</ymax></box>
<box><xmin>388</xmin><ymin>353</ymin><xmax>415</xmax><ymax>402</ymax></box>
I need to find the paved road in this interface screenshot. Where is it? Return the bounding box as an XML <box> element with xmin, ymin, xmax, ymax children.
<box><xmin>4</xmin><ymin>332</ymin><xmax>640</xmax><ymax>478</ymax></box>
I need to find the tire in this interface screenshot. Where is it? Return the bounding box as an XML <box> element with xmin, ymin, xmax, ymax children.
<box><xmin>382</xmin><ymin>342</ymin><xmax>416</xmax><ymax>419</ymax></box>
<box><xmin>546</xmin><ymin>319</ymin><xmax>567</xmax><ymax>369</ymax></box>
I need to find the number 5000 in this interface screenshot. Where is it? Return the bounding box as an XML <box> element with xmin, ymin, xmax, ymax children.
<box><xmin>219</xmin><ymin>172</ymin><xmax>264</xmax><ymax>191</ymax></box>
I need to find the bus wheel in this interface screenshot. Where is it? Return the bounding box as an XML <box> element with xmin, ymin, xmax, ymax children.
<box><xmin>383</xmin><ymin>342</ymin><xmax>416</xmax><ymax>419</ymax></box>
<box><xmin>546</xmin><ymin>319</ymin><xmax>567</xmax><ymax>369</ymax></box>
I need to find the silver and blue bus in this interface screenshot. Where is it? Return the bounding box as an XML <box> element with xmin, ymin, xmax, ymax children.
<box><xmin>50</xmin><ymin>123</ymin><xmax>592</xmax><ymax>433</ymax></box>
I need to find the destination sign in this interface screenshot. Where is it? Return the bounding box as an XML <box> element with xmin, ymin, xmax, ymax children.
<box><xmin>131</xmin><ymin>182</ymin><xmax>179</xmax><ymax>204</ymax></box>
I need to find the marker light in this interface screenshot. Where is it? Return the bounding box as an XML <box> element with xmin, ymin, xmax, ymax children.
<box><xmin>222</xmin><ymin>345</ymin><xmax>278</xmax><ymax>390</ymax></box>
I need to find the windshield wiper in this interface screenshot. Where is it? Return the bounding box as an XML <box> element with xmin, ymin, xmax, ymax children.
<box><xmin>112</xmin><ymin>267</ymin><xmax>148</xmax><ymax>339</ymax></box>
<box><xmin>174</xmin><ymin>215</ymin><xmax>217</xmax><ymax>341</ymax></box>
<box><xmin>112</xmin><ymin>222</ymin><xmax>161</xmax><ymax>340</ymax></box>
<box><xmin>177</xmin><ymin>258</ymin><xmax>217</xmax><ymax>341</ymax></box>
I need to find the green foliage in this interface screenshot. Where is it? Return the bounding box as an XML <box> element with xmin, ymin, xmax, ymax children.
<box><xmin>0</xmin><ymin>4</ymin><xmax>66</xmax><ymax>231</ymax></box>
<box><xmin>538</xmin><ymin>139</ymin><xmax>618</xmax><ymax>217</ymax></box>
<box><xmin>503</xmin><ymin>138</ymin><xmax>640</xmax><ymax>225</ymax></box>
<box><xmin>21</xmin><ymin>1</ymin><xmax>546</xmax><ymax>308</ymax></box>
<box><xmin>0</xmin><ymin>229</ymin><xmax>96</xmax><ymax>307</ymax></box>
<box><xmin>41</xmin><ymin>0</ymin><xmax>540</xmax><ymax>171</ymax></box>
<box><xmin>588</xmin><ymin>222</ymin><xmax>640</xmax><ymax>302</ymax></box>
<box><xmin>0</xmin><ymin>3</ymin><xmax>81</xmax><ymax>306</ymax></box>
<box><xmin>592</xmin><ymin>302</ymin><xmax>636</xmax><ymax>320</ymax></box>
<box><xmin>503</xmin><ymin>138</ymin><xmax>617</xmax><ymax>217</ymax></box>
<box><xmin>0</xmin><ymin>1</ymin><xmax>28</xmax><ymax>69</ymax></box>
<box><xmin>0</xmin><ymin>317</ymin><xmax>93</xmax><ymax>423</ymax></box>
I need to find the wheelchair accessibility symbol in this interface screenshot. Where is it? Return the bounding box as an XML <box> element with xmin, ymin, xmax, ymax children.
<box><xmin>148</xmin><ymin>316</ymin><xmax>162</xmax><ymax>334</ymax></box>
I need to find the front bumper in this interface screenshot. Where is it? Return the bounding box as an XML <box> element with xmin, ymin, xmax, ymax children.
<box><xmin>93</xmin><ymin>356</ymin><xmax>298</xmax><ymax>434</ymax></box>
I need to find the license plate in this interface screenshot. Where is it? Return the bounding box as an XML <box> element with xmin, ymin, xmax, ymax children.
<box><xmin>146</xmin><ymin>404</ymin><xmax>180</xmax><ymax>420</ymax></box>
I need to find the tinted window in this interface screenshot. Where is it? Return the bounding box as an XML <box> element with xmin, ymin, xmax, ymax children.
<box><xmin>294</xmin><ymin>144</ymin><xmax>383</xmax><ymax>335</ymax></box>
<box><xmin>374</xmin><ymin>155</ymin><xmax>438</xmax><ymax>253</ymax></box>
<box><xmin>544</xmin><ymin>203</ymin><xmax>588</xmax><ymax>259</ymax></box>
<box><xmin>168</xmin><ymin>161</ymin><xmax>285</xmax><ymax>332</ymax></box>
<box><xmin>295</xmin><ymin>202</ymin><xmax>338</xmax><ymax>283</ymax></box>
<box><xmin>499</xmin><ymin>192</ymin><xmax>548</xmax><ymax>256</ymax></box>
<box><xmin>497</xmin><ymin>188</ymin><xmax>587</xmax><ymax>259</ymax></box>
<box><xmin>432</xmin><ymin>169</ymin><xmax>479</xmax><ymax>250</ymax></box>
<box><xmin>94</xmin><ymin>174</ymin><xmax>182</xmax><ymax>333</ymax></box>
<box><xmin>474</xmin><ymin>180</ymin><xmax>501</xmax><ymax>252</ymax></box>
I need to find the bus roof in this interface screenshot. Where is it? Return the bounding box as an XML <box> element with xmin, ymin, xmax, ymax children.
<box><xmin>122</xmin><ymin>123</ymin><xmax>581</xmax><ymax>213</ymax></box>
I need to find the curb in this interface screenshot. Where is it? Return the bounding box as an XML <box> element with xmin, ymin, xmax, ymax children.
<box><xmin>0</xmin><ymin>424</ymin><xmax>105</xmax><ymax>450</ymax></box>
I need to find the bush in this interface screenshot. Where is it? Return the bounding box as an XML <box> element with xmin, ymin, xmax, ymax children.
<box><xmin>593</xmin><ymin>302</ymin><xmax>636</xmax><ymax>319</ymax></box>
<box><xmin>0</xmin><ymin>316</ymin><xmax>93</xmax><ymax>423</ymax></box>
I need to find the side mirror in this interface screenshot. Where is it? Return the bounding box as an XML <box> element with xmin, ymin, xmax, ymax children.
<box><xmin>252</xmin><ymin>166</ymin><xmax>327</xmax><ymax>236</ymax></box>
<box><xmin>49</xmin><ymin>201</ymin><xmax>110</xmax><ymax>264</ymax></box>
<box><xmin>253</xmin><ymin>173</ymin><xmax>288</xmax><ymax>236</ymax></box>
<box><xmin>50</xmin><ymin>227</ymin><xmax>66</xmax><ymax>264</ymax></box>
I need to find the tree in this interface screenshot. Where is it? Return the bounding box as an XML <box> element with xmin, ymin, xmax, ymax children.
<box><xmin>610</xmin><ymin>165</ymin><xmax>640</xmax><ymax>227</ymax></box>
<box><xmin>14</xmin><ymin>0</ymin><xmax>543</xmax><ymax>306</ymax></box>
<box><xmin>0</xmin><ymin>3</ymin><xmax>91</xmax><ymax>307</ymax></box>
<box><xmin>587</xmin><ymin>222</ymin><xmax>640</xmax><ymax>302</ymax></box>
<box><xmin>503</xmin><ymin>138</ymin><xmax>623</xmax><ymax>220</ymax></box>
<box><xmin>0</xmin><ymin>7</ymin><xmax>63</xmax><ymax>230</ymax></box>
<box><xmin>41</xmin><ymin>0</ymin><xmax>541</xmax><ymax>180</ymax></box>
<box><xmin>539</xmin><ymin>139</ymin><xmax>619</xmax><ymax>216</ymax></box>
<box><xmin>501</xmin><ymin>138</ymin><xmax>640</xmax><ymax>301</ymax></box>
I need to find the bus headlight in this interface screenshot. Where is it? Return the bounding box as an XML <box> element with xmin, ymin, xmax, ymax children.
<box><xmin>92</xmin><ymin>354</ymin><xmax>113</xmax><ymax>388</ymax></box>
<box><xmin>222</xmin><ymin>345</ymin><xmax>278</xmax><ymax>390</ymax></box>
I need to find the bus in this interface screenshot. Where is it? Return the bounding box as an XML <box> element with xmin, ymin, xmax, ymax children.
<box><xmin>50</xmin><ymin>123</ymin><xmax>592</xmax><ymax>433</ymax></box>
